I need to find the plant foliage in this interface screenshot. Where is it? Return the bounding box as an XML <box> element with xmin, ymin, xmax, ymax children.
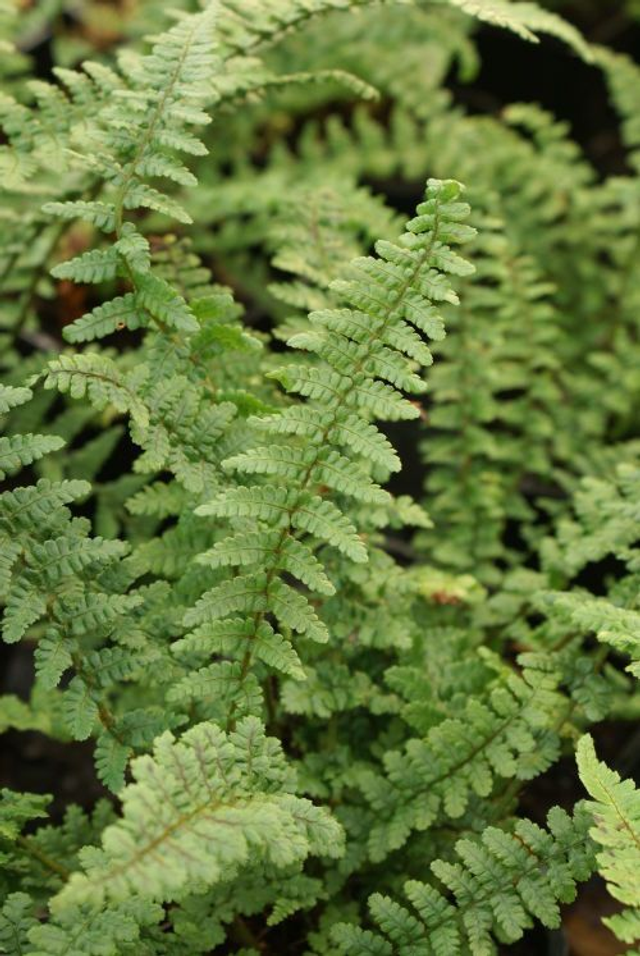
<box><xmin>0</xmin><ymin>0</ymin><xmax>639</xmax><ymax>953</ymax></box>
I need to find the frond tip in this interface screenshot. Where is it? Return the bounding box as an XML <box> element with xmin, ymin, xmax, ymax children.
<box><xmin>441</xmin><ymin>0</ymin><xmax>592</xmax><ymax>60</ymax></box>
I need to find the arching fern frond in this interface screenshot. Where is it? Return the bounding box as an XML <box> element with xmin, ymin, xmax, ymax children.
<box><xmin>439</xmin><ymin>0</ymin><xmax>592</xmax><ymax>58</ymax></box>
<box><xmin>37</xmin><ymin>3</ymin><xmax>221</xmax><ymax>358</ymax></box>
<box><xmin>215</xmin><ymin>0</ymin><xmax>590</xmax><ymax>59</ymax></box>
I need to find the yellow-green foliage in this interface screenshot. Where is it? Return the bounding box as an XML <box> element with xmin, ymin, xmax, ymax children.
<box><xmin>0</xmin><ymin>2</ymin><xmax>639</xmax><ymax>954</ymax></box>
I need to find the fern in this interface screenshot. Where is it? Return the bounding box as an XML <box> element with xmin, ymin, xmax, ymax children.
<box><xmin>577</xmin><ymin>736</ymin><xmax>640</xmax><ymax>955</ymax></box>
<box><xmin>51</xmin><ymin>716</ymin><xmax>342</xmax><ymax>913</ymax></box>
<box><xmin>0</xmin><ymin>893</ymin><xmax>37</xmax><ymax>956</ymax></box>
<box><xmin>539</xmin><ymin>460</ymin><xmax>640</xmax><ymax>675</ymax></box>
<box><xmin>418</xmin><ymin>197</ymin><xmax>563</xmax><ymax>583</ymax></box>
<box><xmin>214</xmin><ymin>0</ymin><xmax>590</xmax><ymax>57</ymax></box>
<box><xmin>1</xmin><ymin>385</ymin><xmax>150</xmax><ymax>781</ymax></box>
<box><xmin>440</xmin><ymin>0</ymin><xmax>591</xmax><ymax>57</ymax></box>
<box><xmin>187</xmin><ymin>178</ymin><xmax>474</xmax><ymax>717</ymax></box>
<box><xmin>333</xmin><ymin>806</ymin><xmax>595</xmax><ymax>955</ymax></box>
<box><xmin>1</xmin><ymin>1</ymin><xmax>638</xmax><ymax>953</ymax></box>
<box><xmin>358</xmin><ymin>651</ymin><xmax>569</xmax><ymax>861</ymax></box>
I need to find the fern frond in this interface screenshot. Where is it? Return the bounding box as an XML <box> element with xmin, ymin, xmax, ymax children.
<box><xmin>191</xmin><ymin>179</ymin><xmax>474</xmax><ymax>719</ymax></box>
<box><xmin>599</xmin><ymin>48</ymin><xmax>640</xmax><ymax>170</ymax></box>
<box><xmin>0</xmin><ymin>893</ymin><xmax>36</xmax><ymax>956</ymax></box>
<box><xmin>51</xmin><ymin>248</ymin><xmax>120</xmax><ymax>285</ymax></box>
<box><xmin>0</xmin><ymin>478</ymin><xmax>90</xmax><ymax>532</ymax></box>
<box><xmin>41</xmin><ymin>354</ymin><xmax>150</xmax><ymax>428</ymax></box>
<box><xmin>541</xmin><ymin>591</ymin><xmax>640</xmax><ymax>678</ymax></box>
<box><xmin>198</xmin><ymin>532</ymin><xmax>336</xmax><ymax>596</ymax></box>
<box><xmin>0</xmin><ymin>433</ymin><xmax>64</xmax><ymax>480</ymax></box>
<box><xmin>52</xmin><ymin>717</ymin><xmax>343</xmax><ymax>912</ymax></box>
<box><xmin>577</xmin><ymin>736</ymin><xmax>640</xmax><ymax>954</ymax></box>
<box><xmin>167</xmin><ymin>660</ymin><xmax>264</xmax><ymax>720</ymax></box>
<box><xmin>215</xmin><ymin>0</ymin><xmax>587</xmax><ymax>60</ymax></box>
<box><xmin>359</xmin><ymin>654</ymin><xmax>567</xmax><ymax>861</ymax></box>
<box><xmin>539</xmin><ymin>460</ymin><xmax>640</xmax><ymax>676</ymax></box>
<box><xmin>333</xmin><ymin>806</ymin><xmax>595</xmax><ymax>955</ymax></box>
<box><xmin>0</xmin><ymin>788</ymin><xmax>51</xmax><ymax>841</ymax></box>
<box><xmin>62</xmin><ymin>295</ymin><xmax>145</xmax><ymax>345</ymax></box>
<box><xmin>0</xmin><ymin>2</ymin><xmax>615</xmax><ymax>952</ymax></box>
<box><xmin>440</xmin><ymin>0</ymin><xmax>592</xmax><ymax>59</ymax></box>
<box><xmin>420</xmin><ymin>200</ymin><xmax>563</xmax><ymax>583</ymax></box>
<box><xmin>0</xmin><ymin>384</ymin><xmax>32</xmax><ymax>415</ymax></box>
<box><xmin>27</xmin><ymin>899</ymin><xmax>163</xmax><ymax>956</ymax></box>
<box><xmin>41</xmin><ymin>201</ymin><xmax>117</xmax><ymax>233</ymax></box>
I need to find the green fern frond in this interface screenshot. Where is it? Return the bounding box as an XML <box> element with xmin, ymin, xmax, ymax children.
<box><xmin>333</xmin><ymin>806</ymin><xmax>595</xmax><ymax>955</ymax></box>
<box><xmin>359</xmin><ymin>654</ymin><xmax>567</xmax><ymax>861</ymax></box>
<box><xmin>577</xmin><ymin>736</ymin><xmax>640</xmax><ymax>954</ymax></box>
<box><xmin>0</xmin><ymin>478</ymin><xmax>90</xmax><ymax>534</ymax></box>
<box><xmin>599</xmin><ymin>48</ymin><xmax>640</xmax><ymax>170</ymax></box>
<box><xmin>52</xmin><ymin>716</ymin><xmax>343</xmax><ymax>912</ymax></box>
<box><xmin>27</xmin><ymin>899</ymin><xmax>163</xmax><ymax>956</ymax></box>
<box><xmin>188</xmin><ymin>179</ymin><xmax>474</xmax><ymax>718</ymax></box>
<box><xmin>440</xmin><ymin>0</ymin><xmax>592</xmax><ymax>58</ymax></box>
<box><xmin>0</xmin><ymin>788</ymin><xmax>51</xmax><ymax>841</ymax></box>
<box><xmin>0</xmin><ymin>433</ymin><xmax>64</xmax><ymax>480</ymax></box>
<box><xmin>0</xmin><ymin>384</ymin><xmax>32</xmax><ymax>415</ymax></box>
<box><xmin>215</xmin><ymin>0</ymin><xmax>587</xmax><ymax>59</ymax></box>
<box><xmin>0</xmin><ymin>1</ymin><xmax>628</xmax><ymax>953</ymax></box>
<box><xmin>62</xmin><ymin>295</ymin><xmax>145</xmax><ymax>345</ymax></box>
<box><xmin>41</xmin><ymin>354</ymin><xmax>150</xmax><ymax>428</ymax></box>
<box><xmin>0</xmin><ymin>893</ymin><xmax>37</xmax><ymax>956</ymax></box>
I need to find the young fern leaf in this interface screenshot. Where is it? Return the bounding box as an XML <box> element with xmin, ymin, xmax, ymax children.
<box><xmin>188</xmin><ymin>179</ymin><xmax>475</xmax><ymax>715</ymax></box>
<box><xmin>577</xmin><ymin>736</ymin><xmax>640</xmax><ymax>953</ymax></box>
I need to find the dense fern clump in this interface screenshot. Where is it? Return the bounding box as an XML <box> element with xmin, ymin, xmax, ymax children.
<box><xmin>1</xmin><ymin>1</ymin><xmax>639</xmax><ymax>954</ymax></box>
